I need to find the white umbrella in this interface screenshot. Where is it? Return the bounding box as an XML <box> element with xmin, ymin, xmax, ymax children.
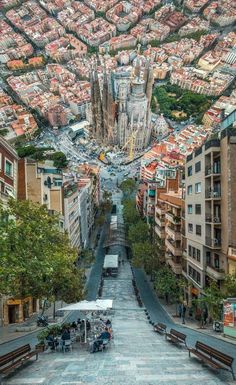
<box><xmin>59</xmin><ymin>300</ymin><xmax>107</xmax><ymax>312</ymax></box>
<box><xmin>58</xmin><ymin>300</ymin><xmax>108</xmax><ymax>343</ymax></box>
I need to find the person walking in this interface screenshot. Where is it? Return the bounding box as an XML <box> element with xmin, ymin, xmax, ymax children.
<box><xmin>182</xmin><ymin>301</ymin><xmax>187</xmax><ymax>324</ymax></box>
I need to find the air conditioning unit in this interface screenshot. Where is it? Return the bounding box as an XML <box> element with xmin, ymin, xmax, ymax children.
<box><xmin>213</xmin><ymin>238</ymin><xmax>219</xmax><ymax>245</ymax></box>
<box><xmin>213</xmin><ymin>217</ymin><xmax>220</xmax><ymax>223</ymax></box>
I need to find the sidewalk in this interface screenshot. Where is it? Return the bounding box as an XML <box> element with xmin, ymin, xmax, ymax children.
<box><xmin>146</xmin><ymin>275</ymin><xmax>236</xmax><ymax>346</ymax></box>
<box><xmin>0</xmin><ymin>301</ymin><xmax>66</xmax><ymax>345</ymax></box>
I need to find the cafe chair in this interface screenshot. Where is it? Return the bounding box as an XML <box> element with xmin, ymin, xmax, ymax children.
<box><xmin>62</xmin><ymin>340</ymin><xmax>72</xmax><ymax>353</ymax></box>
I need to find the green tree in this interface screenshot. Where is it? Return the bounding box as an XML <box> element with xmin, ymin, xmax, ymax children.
<box><xmin>198</xmin><ymin>281</ymin><xmax>224</xmax><ymax>321</ymax></box>
<box><xmin>0</xmin><ymin>129</ymin><xmax>8</xmax><ymax>137</ymax></box>
<box><xmin>100</xmin><ymin>190</ymin><xmax>112</xmax><ymax>213</ymax></box>
<box><xmin>120</xmin><ymin>178</ymin><xmax>136</xmax><ymax>197</ymax></box>
<box><xmin>128</xmin><ymin>220</ymin><xmax>149</xmax><ymax>245</ymax></box>
<box><xmin>95</xmin><ymin>214</ymin><xmax>105</xmax><ymax>227</ymax></box>
<box><xmin>123</xmin><ymin>199</ymin><xmax>140</xmax><ymax>229</ymax></box>
<box><xmin>51</xmin><ymin>151</ymin><xmax>68</xmax><ymax>168</ymax></box>
<box><xmin>154</xmin><ymin>266</ymin><xmax>179</xmax><ymax>304</ymax></box>
<box><xmin>0</xmin><ymin>199</ymin><xmax>84</xmax><ymax>303</ymax></box>
<box><xmin>224</xmin><ymin>273</ymin><xmax>236</xmax><ymax>297</ymax></box>
<box><xmin>79</xmin><ymin>248</ymin><xmax>95</xmax><ymax>268</ymax></box>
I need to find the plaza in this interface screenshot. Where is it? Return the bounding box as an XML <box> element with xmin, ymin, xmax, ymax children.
<box><xmin>2</xmin><ymin>256</ymin><xmax>235</xmax><ymax>385</ymax></box>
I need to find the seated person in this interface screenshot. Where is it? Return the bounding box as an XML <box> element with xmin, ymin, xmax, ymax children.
<box><xmin>61</xmin><ymin>328</ymin><xmax>71</xmax><ymax>345</ymax></box>
<box><xmin>46</xmin><ymin>332</ymin><xmax>58</xmax><ymax>351</ymax></box>
<box><xmin>91</xmin><ymin>328</ymin><xmax>111</xmax><ymax>353</ymax></box>
<box><xmin>71</xmin><ymin>321</ymin><xmax>77</xmax><ymax>330</ymax></box>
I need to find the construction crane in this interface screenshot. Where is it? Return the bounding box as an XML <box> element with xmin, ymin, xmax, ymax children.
<box><xmin>121</xmin><ymin>129</ymin><xmax>138</xmax><ymax>162</ymax></box>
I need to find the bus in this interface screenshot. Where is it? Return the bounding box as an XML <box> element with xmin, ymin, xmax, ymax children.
<box><xmin>103</xmin><ymin>255</ymin><xmax>119</xmax><ymax>277</ymax></box>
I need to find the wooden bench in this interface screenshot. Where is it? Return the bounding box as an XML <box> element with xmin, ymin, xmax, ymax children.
<box><xmin>165</xmin><ymin>329</ymin><xmax>187</xmax><ymax>347</ymax></box>
<box><xmin>0</xmin><ymin>344</ymin><xmax>38</xmax><ymax>383</ymax></box>
<box><xmin>188</xmin><ymin>341</ymin><xmax>235</xmax><ymax>380</ymax></box>
<box><xmin>154</xmin><ymin>323</ymin><xmax>166</xmax><ymax>335</ymax></box>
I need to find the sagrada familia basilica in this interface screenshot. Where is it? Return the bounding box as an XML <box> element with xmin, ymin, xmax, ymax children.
<box><xmin>90</xmin><ymin>58</ymin><xmax>155</xmax><ymax>153</ymax></box>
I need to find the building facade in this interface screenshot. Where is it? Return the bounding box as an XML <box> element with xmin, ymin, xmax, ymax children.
<box><xmin>0</xmin><ymin>139</ymin><xmax>39</xmax><ymax>326</ymax></box>
<box><xmin>185</xmin><ymin>128</ymin><xmax>236</xmax><ymax>302</ymax></box>
<box><xmin>0</xmin><ymin>136</ymin><xmax>18</xmax><ymax>203</ymax></box>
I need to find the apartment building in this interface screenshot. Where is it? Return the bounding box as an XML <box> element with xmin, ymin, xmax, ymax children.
<box><xmin>18</xmin><ymin>159</ymin><xmax>82</xmax><ymax>249</ymax></box>
<box><xmin>185</xmin><ymin>146</ymin><xmax>207</xmax><ymax>299</ymax></box>
<box><xmin>0</xmin><ymin>136</ymin><xmax>18</xmax><ymax>203</ymax></box>
<box><xmin>0</xmin><ymin>139</ymin><xmax>39</xmax><ymax>326</ymax></box>
<box><xmin>185</xmin><ymin>128</ymin><xmax>236</xmax><ymax>302</ymax></box>
<box><xmin>153</xmin><ymin>171</ymin><xmax>182</xmax><ymax>268</ymax></box>
<box><xmin>156</xmin><ymin>189</ymin><xmax>183</xmax><ymax>275</ymax></box>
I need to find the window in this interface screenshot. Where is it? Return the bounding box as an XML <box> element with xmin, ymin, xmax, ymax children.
<box><xmin>206</xmin><ymin>251</ymin><xmax>211</xmax><ymax>265</ymax></box>
<box><xmin>187</xmin><ymin>185</ymin><xmax>193</xmax><ymax>195</ymax></box>
<box><xmin>195</xmin><ymin>204</ymin><xmax>201</xmax><ymax>215</ymax></box>
<box><xmin>188</xmin><ymin>204</ymin><xmax>193</xmax><ymax>214</ymax></box>
<box><xmin>188</xmin><ymin>265</ymin><xmax>201</xmax><ymax>284</ymax></box>
<box><xmin>0</xmin><ymin>153</ymin><xmax>2</xmax><ymax>170</ymax></box>
<box><xmin>54</xmin><ymin>180</ymin><xmax>62</xmax><ymax>186</ymax></box>
<box><xmin>195</xmin><ymin>182</ymin><xmax>201</xmax><ymax>193</ymax></box>
<box><xmin>5</xmin><ymin>159</ymin><xmax>13</xmax><ymax>177</ymax></box>
<box><xmin>195</xmin><ymin>161</ymin><xmax>201</xmax><ymax>173</ymax></box>
<box><xmin>188</xmin><ymin>223</ymin><xmax>193</xmax><ymax>233</ymax></box>
<box><xmin>187</xmin><ymin>166</ymin><xmax>192</xmax><ymax>177</ymax></box>
<box><xmin>196</xmin><ymin>249</ymin><xmax>201</xmax><ymax>262</ymax></box>
<box><xmin>214</xmin><ymin>254</ymin><xmax>220</xmax><ymax>269</ymax></box>
<box><xmin>196</xmin><ymin>225</ymin><xmax>201</xmax><ymax>236</ymax></box>
<box><xmin>188</xmin><ymin>245</ymin><xmax>192</xmax><ymax>256</ymax></box>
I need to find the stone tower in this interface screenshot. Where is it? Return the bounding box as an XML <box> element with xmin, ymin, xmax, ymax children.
<box><xmin>90</xmin><ymin>65</ymin><xmax>103</xmax><ymax>141</ymax></box>
<box><xmin>90</xmin><ymin>60</ymin><xmax>154</xmax><ymax>152</ymax></box>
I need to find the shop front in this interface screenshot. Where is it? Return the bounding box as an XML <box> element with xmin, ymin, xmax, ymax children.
<box><xmin>3</xmin><ymin>297</ymin><xmax>36</xmax><ymax>326</ymax></box>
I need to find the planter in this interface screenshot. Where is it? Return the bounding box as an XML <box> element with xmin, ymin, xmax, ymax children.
<box><xmin>35</xmin><ymin>343</ymin><xmax>46</xmax><ymax>352</ymax></box>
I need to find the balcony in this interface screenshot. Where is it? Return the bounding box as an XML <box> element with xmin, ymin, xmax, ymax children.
<box><xmin>205</xmin><ymin>215</ymin><xmax>221</xmax><ymax>224</ymax></box>
<box><xmin>205</xmin><ymin>163</ymin><xmax>221</xmax><ymax>176</ymax></box>
<box><xmin>165</xmin><ymin>225</ymin><xmax>181</xmax><ymax>241</ymax></box>
<box><xmin>206</xmin><ymin>265</ymin><xmax>225</xmax><ymax>281</ymax></box>
<box><xmin>155</xmin><ymin>225</ymin><xmax>165</xmax><ymax>239</ymax></box>
<box><xmin>165</xmin><ymin>212</ymin><xmax>181</xmax><ymax>225</ymax></box>
<box><xmin>182</xmin><ymin>250</ymin><xmax>187</xmax><ymax>259</ymax></box>
<box><xmin>155</xmin><ymin>215</ymin><xmax>165</xmax><ymax>227</ymax></box>
<box><xmin>167</xmin><ymin>258</ymin><xmax>182</xmax><ymax>275</ymax></box>
<box><xmin>165</xmin><ymin>238</ymin><xmax>182</xmax><ymax>256</ymax></box>
<box><xmin>205</xmin><ymin>189</ymin><xmax>221</xmax><ymax>199</ymax></box>
<box><xmin>156</xmin><ymin>205</ymin><xmax>165</xmax><ymax>216</ymax></box>
<box><xmin>0</xmin><ymin>190</ymin><xmax>9</xmax><ymax>202</ymax></box>
<box><xmin>228</xmin><ymin>246</ymin><xmax>236</xmax><ymax>261</ymax></box>
<box><xmin>205</xmin><ymin>237</ymin><xmax>221</xmax><ymax>249</ymax></box>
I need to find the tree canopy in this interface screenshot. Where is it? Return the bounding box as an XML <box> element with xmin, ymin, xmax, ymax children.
<box><xmin>128</xmin><ymin>220</ymin><xmax>149</xmax><ymax>244</ymax></box>
<box><xmin>120</xmin><ymin>179</ymin><xmax>137</xmax><ymax>198</ymax></box>
<box><xmin>0</xmin><ymin>199</ymin><xmax>84</xmax><ymax>303</ymax></box>
<box><xmin>152</xmin><ymin>83</ymin><xmax>212</xmax><ymax>122</ymax></box>
<box><xmin>154</xmin><ymin>266</ymin><xmax>179</xmax><ymax>303</ymax></box>
<box><xmin>123</xmin><ymin>199</ymin><xmax>140</xmax><ymax>229</ymax></box>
